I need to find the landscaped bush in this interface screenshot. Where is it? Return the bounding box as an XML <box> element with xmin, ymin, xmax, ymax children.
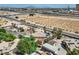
<box><xmin>17</xmin><ymin>35</ymin><xmax>37</xmax><ymax>55</ymax></box>
<box><xmin>0</xmin><ymin>28</ymin><xmax>16</xmax><ymax>42</ymax></box>
<box><xmin>0</xmin><ymin>28</ymin><xmax>6</xmax><ymax>33</ymax></box>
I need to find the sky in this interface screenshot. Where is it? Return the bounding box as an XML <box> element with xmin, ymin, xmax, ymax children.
<box><xmin>0</xmin><ymin>4</ymin><xmax>76</xmax><ymax>8</ymax></box>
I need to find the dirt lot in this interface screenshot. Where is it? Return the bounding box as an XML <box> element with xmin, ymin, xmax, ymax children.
<box><xmin>14</xmin><ymin>14</ymin><xmax>79</xmax><ymax>33</ymax></box>
<box><xmin>0</xmin><ymin>10</ymin><xmax>79</xmax><ymax>33</ymax></box>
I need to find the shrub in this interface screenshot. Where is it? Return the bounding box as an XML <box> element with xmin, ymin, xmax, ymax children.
<box><xmin>0</xmin><ymin>28</ymin><xmax>16</xmax><ymax>42</ymax></box>
<box><xmin>17</xmin><ymin>36</ymin><xmax>37</xmax><ymax>55</ymax></box>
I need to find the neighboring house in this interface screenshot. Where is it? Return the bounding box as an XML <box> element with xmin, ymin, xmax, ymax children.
<box><xmin>42</xmin><ymin>43</ymin><xmax>67</xmax><ymax>55</ymax></box>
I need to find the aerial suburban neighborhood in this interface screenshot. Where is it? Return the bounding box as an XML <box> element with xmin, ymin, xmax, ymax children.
<box><xmin>0</xmin><ymin>4</ymin><xmax>79</xmax><ymax>55</ymax></box>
